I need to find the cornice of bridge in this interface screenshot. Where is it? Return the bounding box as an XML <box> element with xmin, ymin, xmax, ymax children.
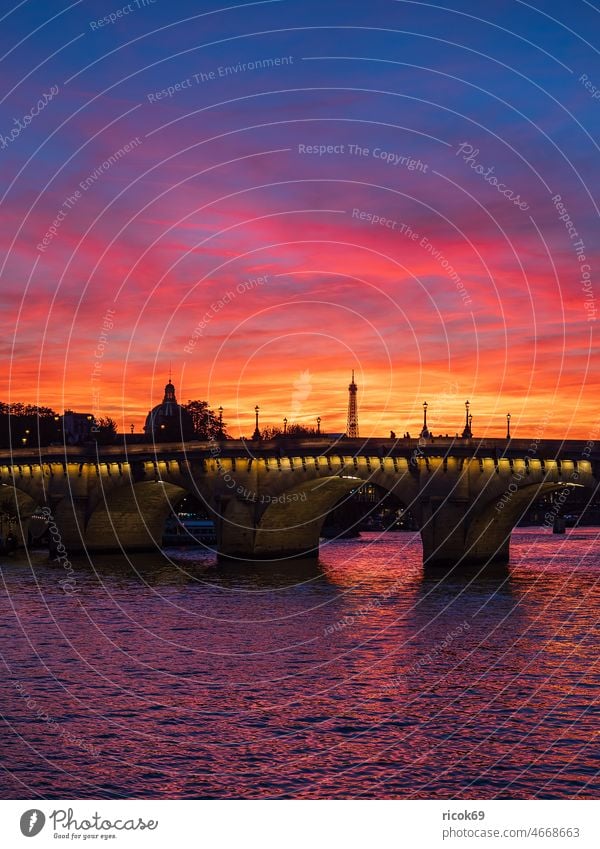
<box><xmin>0</xmin><ymin>436</ymin><xmax>598</xmax><ymax>465</ymax></box>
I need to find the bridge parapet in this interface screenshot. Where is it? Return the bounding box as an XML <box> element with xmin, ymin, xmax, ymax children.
<box><xmin>2</xmin><ymin>434</ymin><xmax>599</xmax><ymax>463</ymax></box>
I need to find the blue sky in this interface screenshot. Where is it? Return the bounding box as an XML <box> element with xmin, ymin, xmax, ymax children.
<box><xmin>1</xmin><ymin>0</ymin><xmax>598</xmax><ymax>436</ymax></box>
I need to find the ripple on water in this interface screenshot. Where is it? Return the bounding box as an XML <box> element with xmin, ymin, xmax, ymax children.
<box><xmin>0</xmin><ymin>529</ymin><xmax>598</xmax><ymax>798</ymax></box>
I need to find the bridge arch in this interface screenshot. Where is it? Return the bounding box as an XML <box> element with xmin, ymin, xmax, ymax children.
<box><xmin>245</xmin><ymin>476</ymin><xmax>418</xmax><ymax>561</ymax></box>
<box><xmin>250</xmin><ymin>470</ymin><xmax>588</xmax><ymax>567</ymax></box>
<box><xmin>463</xmin><ymin>481</ymin><xmax>584</xmax><ymax>565</ymax></box>
<box><xmin>422</xmin><ymin>481</ymin><xmax>584</xmax><ymax>568</ymax></box>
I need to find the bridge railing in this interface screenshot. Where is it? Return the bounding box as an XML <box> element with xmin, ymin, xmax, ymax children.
<box><xmin>0</xmin><ymin>435</ymin><xmax>597</xmax><ymax>463</ymax></box>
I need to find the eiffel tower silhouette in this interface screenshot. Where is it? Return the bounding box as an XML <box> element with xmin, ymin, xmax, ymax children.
<box><xmin>346</xmin><ymin>370</ymin><xmax>359</xmax><ymax>438</ymax></box>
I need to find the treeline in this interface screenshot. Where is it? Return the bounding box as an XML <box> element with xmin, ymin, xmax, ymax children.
<box><xmin>0</xmin><ymin>403</ymin><xmax>60</xmax><ymax>448</ymax></box>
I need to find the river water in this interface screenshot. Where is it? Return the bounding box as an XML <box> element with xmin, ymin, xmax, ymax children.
<box><xmin>0</xmin><ymin>529</ymin><xmax>598</xmax><ymax>799</ymax></box>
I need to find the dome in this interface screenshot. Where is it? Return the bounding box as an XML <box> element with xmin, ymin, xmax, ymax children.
<box><xmin>144</xmin><ymin>379</ymin><xmax>194</xmax><ymax>440</ymax></box>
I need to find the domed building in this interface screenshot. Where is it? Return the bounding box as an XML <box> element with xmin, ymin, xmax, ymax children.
<box><xmin>144</xmin><ymin>377</ymin><xmax>194</xmax><ymax>441</ymax></box>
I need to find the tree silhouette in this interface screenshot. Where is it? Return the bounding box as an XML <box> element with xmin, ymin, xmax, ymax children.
<box><xmin>93</xmin><ymin>417</ymin><xmax>118</xmax><ymax>444</ymax></box>
<box><xmin>0</xmin><ymin>402</ymin><xmax>60</xmax><ymax>447</ymax></box>
<box><xmin>260</xmin><ymin>423</ymin><xmax>318</xmax><ymax>439</ymax></box>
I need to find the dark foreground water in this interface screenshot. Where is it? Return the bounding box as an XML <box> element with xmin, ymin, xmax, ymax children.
<box><xmin>0</xmin><ymin>529</ymin><xmax>598</xmax><ymax>799</ymax></box>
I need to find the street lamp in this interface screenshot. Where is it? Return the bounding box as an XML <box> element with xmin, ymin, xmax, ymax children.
<box><xmin>506</xmin><ymin>412</ymin><xmax>511</xmax><ymax>440</ymax></box>
<box><xmin>462</xmin><ymin>400</ymin><xmax>472</xmax><ymax>438</ymax></box>
<box><xmin>130</xmin><ymin>423</ymin><xmax>134</xmax><ymax>434</ymax></box>
<box><xmin>253</xmin><ymin>405</ymin><xmax>260</xmax><ymax>440</ymax></box>
<box><xmin>218</xmin><ymin>406</ymin><xmax>223</xmax><ymax>437</ymax></box>
<box><xmin>420</xmin><ymin>401</ymin><xmax>430</xmax><ymax>438</ymax></box>
<box><xmin>283</xmin><ymin>417</ymin><xmax>287</xmax><ymax>435</ymax></box>
<box><xmin>317</xmin><ymin>416</ymin><xmax>321</xmax><ymax>435</ymax></box>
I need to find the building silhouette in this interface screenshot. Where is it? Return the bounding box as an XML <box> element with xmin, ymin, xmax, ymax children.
<box><xmin>62</xmin><ymin>411</ymin><xmax>95</xmax><ymax>444</ymax></box>
<box><xmin>144</xmin><ymin>376</ymin><xmax>194</xmax><ymax>441</ymax></box>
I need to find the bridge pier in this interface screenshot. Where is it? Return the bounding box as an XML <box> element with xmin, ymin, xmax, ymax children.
<box><xmin>215</xmin><ymin>496</ymin><xmax>262</xmax><ymax>561</ymax></box>
<box><xmin>216</xmin><ymin>476</ymin><xmax>359</xmax><ymax>562</ymax></box>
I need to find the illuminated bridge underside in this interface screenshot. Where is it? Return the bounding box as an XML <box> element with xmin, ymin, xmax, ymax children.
<box><xmin>1</xmin><ymin>438</ymin><xmax>597</xmax><ymax>568</ymax></box>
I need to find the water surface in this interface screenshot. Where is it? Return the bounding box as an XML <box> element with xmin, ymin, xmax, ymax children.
<box><xmin>0</xmin><ymin>529</ymin><xmax>598</xmax><ymax>799</ymax></box>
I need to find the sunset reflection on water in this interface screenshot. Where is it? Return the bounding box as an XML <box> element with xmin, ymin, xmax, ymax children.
<box><xmin>0</xmin><ymin>528</ymin><xmax>598</xmax><ymax>799</ymax></box>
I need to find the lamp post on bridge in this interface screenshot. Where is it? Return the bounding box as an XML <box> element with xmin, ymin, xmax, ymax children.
<box><xmin>506</xmin><ymin>412</ymin><xmax>511</xmax><ymax>440</ymax></box>
<box><xmin>317</xmin><ymin>416</ymin><xmax>321</xmax><ymax>435</ymax></box>
<box><xmin>253</xmin><ymin>405</ymin><xmax>260</xmax><ymax>440</ymax></box>
<box><xmin>218</xmin><ymin>406</ymin><xmax>223</xmax><ymax>438</ymax></box>
<box><xmin>283</xmin><ymin>417</ymin><xmax>287</xmax><ymax>435</ymax></box>
<box><xmin>462</xmin><ymin>400</ymin><xmax>472</xmax><ymax>438</ymax></box>
<box><xmin>420</xmin><ymin>401</ymin><xmax>430</xmax><ymax>438</ymax></box>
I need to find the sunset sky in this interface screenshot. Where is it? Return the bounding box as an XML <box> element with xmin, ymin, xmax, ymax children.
<box><xmin>1</xmin><ymin>0</ymin><xmax>598</xmax><ymax>438</ymax></box>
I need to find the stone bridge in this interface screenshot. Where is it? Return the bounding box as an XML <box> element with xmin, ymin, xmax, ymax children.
<box><xmin>0</xmin><ymin>436</ymin><xmax>598</xmax><ymax>567</ymax></box>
